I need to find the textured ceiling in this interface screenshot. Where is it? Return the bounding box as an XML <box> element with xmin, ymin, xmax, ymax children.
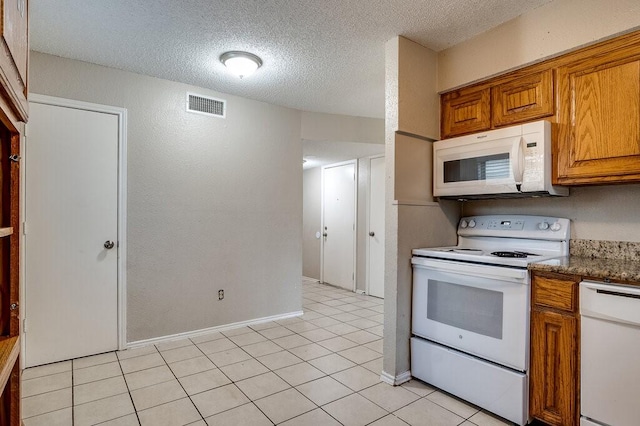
<box><xmin>31</xmin><ymin>0</ymin><xmax>551</xmax><ymax>119</ymax></box>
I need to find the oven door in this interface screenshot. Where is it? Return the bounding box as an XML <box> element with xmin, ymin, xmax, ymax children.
<box><xmin>412</xmin><ymin>257</ymin><xmax>529</xmax><ymax>371</ymax></box>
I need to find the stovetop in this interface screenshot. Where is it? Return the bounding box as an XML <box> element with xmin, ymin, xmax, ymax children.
<box><xmin>412</xmin><ymin>215</ymin><xmax>570</xmax><ymax>268</ymax></box>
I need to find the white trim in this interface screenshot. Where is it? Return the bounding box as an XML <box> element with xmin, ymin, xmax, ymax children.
<box><xmin>127</xmin><ymin>310</ymin><xmax>304</xmax><ymax>349</ymax></box>
<box><xmin>365</xmin><ymin>154</ymin><xmax>384</xmax><ymax>297</ymax></box>
<box><xmin>19</xmin><ymin>129</ymin><xmax>25</xmax><ymax>369</ymax></box>
<box><xmin>320</xmin><ymin>159</ymin><xmax>358</xmax><ymax>292</ymax></box>
<box><xmin>25</xmin><ymin>93</ymin><xmax>129</xmax><ymax>352</ymax></box>
<box><xmin>380</xmin><ymin>370</ymin><xmax>412</xmax><ymax>386</ymax></box>
<box><xmin>393</xmin><ymin>199</ymin><xmax>441</xmax><ymax>206</ymax></box>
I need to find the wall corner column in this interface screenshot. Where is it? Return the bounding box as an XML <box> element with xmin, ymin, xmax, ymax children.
<box><xmin>382</xmin><ymin>36</ymin><xmax>459</xmax><ymax>384</ymax></box>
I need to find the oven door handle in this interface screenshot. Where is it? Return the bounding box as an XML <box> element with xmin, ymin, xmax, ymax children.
<box><xmin>412</xmin><ymin>257</ymin><xmax>528</xmax><ymax>282</ymax></box>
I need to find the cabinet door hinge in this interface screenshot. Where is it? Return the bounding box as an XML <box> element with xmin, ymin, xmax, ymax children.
<box><xmin>22</xmin><ymin>221</ymin><xmax>26</xmax><ymax>235</ymax></box>
<box><xmin>22</xmin><ymin>318</ymin><xmax>26</xmax><ymax>333</ymax></box>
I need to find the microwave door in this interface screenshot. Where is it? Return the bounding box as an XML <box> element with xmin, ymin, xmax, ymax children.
<box><xmin>512</xmin><ymin>137</ymin><xmax>526</xmax><ymax>192</ymax></box>
<box><xmin>434</xmin><ymin>136</ymin><xmax>519</xmax><ymax>197</ymax></box>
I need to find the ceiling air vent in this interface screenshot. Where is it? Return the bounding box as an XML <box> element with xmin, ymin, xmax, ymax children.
<box><xmin>186</xmin><ymin>92</ymin><xmax>226</xmax><ymax>118</ymax></box>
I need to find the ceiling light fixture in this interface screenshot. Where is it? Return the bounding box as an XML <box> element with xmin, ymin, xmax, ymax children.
<box><xmin>220</xmin><ymin>51</ymin><xmax>262</xmax><ymax>79</ymax></box>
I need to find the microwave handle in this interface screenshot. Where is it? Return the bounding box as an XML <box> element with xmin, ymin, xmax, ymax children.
<box><xmin>512</xmin><ymin>137</ymin><xmax>526</xmax><ymax>191</ymax></box>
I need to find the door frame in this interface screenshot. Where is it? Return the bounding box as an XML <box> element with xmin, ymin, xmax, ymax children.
<box><xmin>366</xmin><ymin>154</ymin><xmax>384</xmax><ymax>297</ymax></box>
<box><xmin>320</xmin><ymin>159</ymin><xmax>358</xmax><ymax>291</ymax></box>
<box><xmin>22</xmin><ymin>94</ymin><xmax>128</xmax><ymax>360</ymax></box>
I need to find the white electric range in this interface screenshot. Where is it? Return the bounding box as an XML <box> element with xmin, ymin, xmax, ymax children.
<box><xmin>411</xmin><ymin>215</ymin><xmax>570</xmax><ymax>426</ymax></box>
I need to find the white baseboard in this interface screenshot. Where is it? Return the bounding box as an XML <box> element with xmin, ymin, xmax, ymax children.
<box><xmin>127</xmin><ymin>310</ymin><xmax>304</xmax><ymax>349</ymax></box>
<box><xmin>302</xmin><ymin>276</ymin><xmax>320</xmax><ymax>283</ymax></box>
<box><xmin>380</xmin><ymin>370</ymin><xmax>412</xmax><ymax>386</ymax></box>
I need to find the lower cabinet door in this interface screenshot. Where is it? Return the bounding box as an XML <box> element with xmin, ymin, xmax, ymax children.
<box><xmin>530</xmin><ymin>309</ymin><xmax>577</xmax><ymax>426</ymax></box>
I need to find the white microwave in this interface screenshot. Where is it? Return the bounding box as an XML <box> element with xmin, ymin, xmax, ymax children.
<box><xmin>433</xmin><ymin>120</ymin><xmax>568</xmax><ymax>200</ymax></box>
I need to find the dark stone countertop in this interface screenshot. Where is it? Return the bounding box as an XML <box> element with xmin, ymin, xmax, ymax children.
<box><xmin>529</xmin><ymin>256</ymin><xmax>640</xmax><ymax>284</ymax></box>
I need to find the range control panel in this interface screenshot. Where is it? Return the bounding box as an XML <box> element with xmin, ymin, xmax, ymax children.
<box><xmin>486</xmin><ymin>219</ymin><xmax>525</xmax><ymax>230</ymax></box>
<box><xmin>458</xmin><ymin>215</ymin><xmax>570</xmax><ymax>241</ymax></box>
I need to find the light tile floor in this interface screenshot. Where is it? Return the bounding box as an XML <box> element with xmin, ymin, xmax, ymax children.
<box><xmin>21</xmin><ymin>278</ymin><xmax>512</xmax><ymax>426</ymax></box>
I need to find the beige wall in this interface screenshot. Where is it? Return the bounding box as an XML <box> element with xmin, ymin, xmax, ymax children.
<box><xmin>398</xmin><ymin>38</ymin><xmax>440</xmax><ymax>140</ymax></box>
<box><xmin>383</xmin><ymin>37</ymin><xmax>458</xmax><ymax>383</ymax></box>
<box><xmin>30</xmin><ymin>52</ymin><xmax>303</xmax><ymax>343</ymax></box>
<box><xmin>464</xmin><ymin>185</ymin><xmax>640</xmax><ymax>242</ymax></box>
<box><xmin>301</xmin><ymin>111</ymin><xmax>384</xmax><ymax>144</ymax></box>
<box><xmin>302</xmin><ymin>167</ymin><xmax>321</xmax><ymax>279</ymax></box>
<box><xmin>438</xmin><ymin>0</ymin><xmax>640</xmax><ymax>91</ymax></box>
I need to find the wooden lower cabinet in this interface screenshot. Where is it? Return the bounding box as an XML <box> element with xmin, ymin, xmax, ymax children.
<box><xmin>530</xmin><ymin>309</ymin><xmax>577</xmax><ymax>425</ymax></box>
<box><xmin>530</xmin><ymin>272</ymin><xmax>580</xmax><ymax>426</ymax></box>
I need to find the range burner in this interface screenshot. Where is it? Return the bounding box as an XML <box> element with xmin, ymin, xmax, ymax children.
<box><xmin>449</xmin><ymin>248</ymin><xmax>484</xmax><ymax>254</ymax></box>
<box><xmin>491</xmin><ymin>251</ymin><xmax>538</xmax><ymax>258</ymax></box>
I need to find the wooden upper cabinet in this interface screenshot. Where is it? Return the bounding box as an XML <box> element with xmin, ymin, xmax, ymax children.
<box><xmin>492</xmin><ymin>70</ymin><xmax>554</xmax><ymax>127</ymax></box>
<box><xmin>556</xmin><ymin>47</ymin><xmax>640</xmax><ymax>184</ymax></box>
<box><xmin>0</xmin><ymin>0</ymin><xmax>28</xmax><ymax>123</ymax></box>
<box><xmin>440</xmin><ymin>71</ymin><xmax>554</xmax><ymax>139</ymax></box>
<box><xmin>441</xmin><ymin>87</ymin><xmax>490</xmax><ymax>138</ymax></box>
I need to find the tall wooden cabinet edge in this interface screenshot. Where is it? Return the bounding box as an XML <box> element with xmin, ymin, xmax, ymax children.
<box><xmin>0</xmin><ymin>0</ymin><xmax>28</xmax><ymax>424</ymax></box>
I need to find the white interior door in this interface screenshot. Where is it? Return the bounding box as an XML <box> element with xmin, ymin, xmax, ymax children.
<box><xmin>322</xmin><ymin>162</ymin><xmax>356</xmax><ymax>290</ymax></box>
<box><xmin>25</xmin><ymin>101</ymin><xmax>120</xmax><ymax>367</ymax></box>
<box><xmin>368</xmin><ymin>156</ymin><xmax>385</xmax><ymax>298</ymax></box>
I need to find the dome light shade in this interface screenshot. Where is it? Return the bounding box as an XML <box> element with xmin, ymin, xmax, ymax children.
<box><xmin>220</xmin><ymin>51</ymin><xmax>262</xmax><ymax>78</ymax></box>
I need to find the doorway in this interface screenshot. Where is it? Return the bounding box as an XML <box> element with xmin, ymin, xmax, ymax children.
<box><xmin>23</xmin><ymin>95</ymin><xmax>127</xmax><ymax>367</ymax></box>
<box><xmin>321</xmin><ymin>161</ymin><xmax>357</xmax><ymax>290</ymax></box>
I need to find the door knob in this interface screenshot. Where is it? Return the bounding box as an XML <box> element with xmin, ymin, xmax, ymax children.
<box><xmin>369</xmin><ymin>231</ymin><xmax>375</xmax><ymax>237</ymax></box>
<box><xmin>104</xmin><ymin>240</ymin><xmax>115</xmax><ymax>249</ymax></box>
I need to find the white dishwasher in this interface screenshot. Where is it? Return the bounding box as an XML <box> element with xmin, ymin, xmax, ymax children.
<box><xmin>580</xmin><ymin>281</ymin><xmax>640</xmax><ymax>426</ymax></box>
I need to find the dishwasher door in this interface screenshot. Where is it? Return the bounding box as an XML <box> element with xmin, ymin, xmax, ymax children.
<box><xmin>580</xmin><ymin>281</ymin><xmax>640</xmax><ymax>426</ymax></box>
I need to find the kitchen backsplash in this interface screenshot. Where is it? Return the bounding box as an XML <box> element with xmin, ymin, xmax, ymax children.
<box><xmin>570</xmin><ymin>239</ymin><xmax>640</xmax><ymax>261</ymax></box>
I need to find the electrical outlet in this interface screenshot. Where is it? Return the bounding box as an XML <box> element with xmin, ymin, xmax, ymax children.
<box><xmin>218</xmin><ymin>289</ymin><xmax>224</xmax><ymax>300</ymax></box>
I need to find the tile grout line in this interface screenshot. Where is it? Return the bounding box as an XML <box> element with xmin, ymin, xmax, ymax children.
<box><xmin>115</xmin><ymin>346</ymin><xmax>152</xmax><ymax>426</ymax></box>
<box><xmin>153</xmin><ymin>344</ymin><xmax>208</xmax><ymax>424</ymax></box>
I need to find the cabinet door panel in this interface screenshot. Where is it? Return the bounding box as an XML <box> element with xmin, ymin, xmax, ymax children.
<box><xmin>530</xmin><ymin>309</ymin><xmax>577</xmax><ymax>426</ymax></box>
<box><xmin>441</xmin><ymin>88</ymin><xmax>490</xmax><ymax>138</ymax></box>
<box><xmin>492</xmin><ymin>70</ymin><xmax>554</xmax><ymax>127</ymax></box>
<box><xmin>556</xmin><ymin>51</ymin><xmax>640</xmax><ymax>184</ymax></box>
<box><xmin>532</xmin><ymin>276</ymin><xmax>577</xmax><ymax>313</ymax></box>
